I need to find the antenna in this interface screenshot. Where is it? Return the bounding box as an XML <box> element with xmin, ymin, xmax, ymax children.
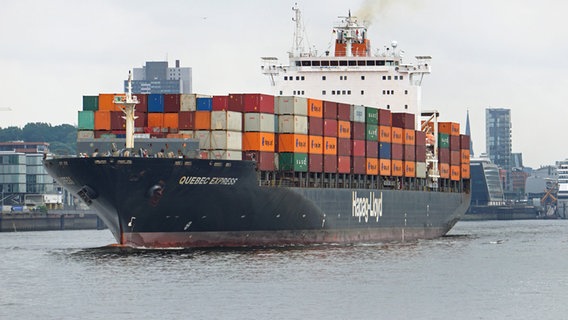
<box><xmin>115</xmin><ymin>71</ymin><xmax>139</xmax><ymax>150</ymax></box>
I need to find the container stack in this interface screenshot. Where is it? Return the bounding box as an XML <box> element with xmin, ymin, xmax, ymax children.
<box><xmin>242</xmin><ymin>94</ymin><xmax>276</xmax><ymax>170</ymax></box>
<box><xmin>276</xmin><ymin>97</ymin><xmax>308</xmax><ymax>172</ymax></box>
<box><xmin>350</xmin><ymin>105</ymin><xmax>366</xmax><ymax>175</ymax></box>
<box><xmin>79</xmin><ymin>92</ymin><xmax>471</xmax><ymax>187</ymax></box>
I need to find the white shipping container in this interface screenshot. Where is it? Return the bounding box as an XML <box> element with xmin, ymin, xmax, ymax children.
<box><xmin>133</xmin><ymin>133</ymin><xmax>151</xmax><ymax>139</ymax></box>
<box><xmin>244</xmin><ymin>113</ymin><xmax>275</xmax><ymax>132</ymax></box>
<box><xmin>180</xmin><ymin>94</ymin><xmax>197</xmax><ymax>111</ymax></box>
<box><xmin>350</xmin><ymin>105</ymin><xmax>366</xmax><ymax>123</ymax></box>
<box><xmin>209</xmin><ymin>150</ymin><xmax>243</xmax><ymax>160</ymax></box>
<box><xmin>278</xmin><ymin>115</ymin><xmax>308</xmax><ymax>134</ymax></box>
<box><xmin>416</xmin><ymin>162</ymin><xmax>427</xmax><ymax>178</ymax></box>
<box><xmin>178</xmin><ymin>130</ymin><xmax>195</xmax><ymax>138</ymax></box>
<box><xmin>195</xmin><ymin>130</ymin><xmax>211</xmax><ymax>150</ymax></box>
<box><xmin>210</xmin><ymin>131</ymin><xmax>242</xmax><ymax>150</ymax></box>
<box><xmin>211</xmin><ymin>111</ymin><xmax>242</xmax><ymax>131</ymax></box>
<box><xmin>77</xmin><ymin>130</ymin><xmax>95</xmax><ymax>140</ymax></box>
<box><xmin>276</xmin><ymin>96</ymin><xmax>308</xmax><ymax>115</ymax></box>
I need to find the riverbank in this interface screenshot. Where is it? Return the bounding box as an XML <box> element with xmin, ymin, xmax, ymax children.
<box><xmin>0</xmin><ymin>210</ymin><xmax>105</xmax><ymax>232</ymax></box>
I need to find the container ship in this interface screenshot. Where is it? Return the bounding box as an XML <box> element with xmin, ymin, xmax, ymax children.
<box><xmin>43</xmin><ymin>7</ymin><xmax>471</xmax><ymax>248</ymax></box>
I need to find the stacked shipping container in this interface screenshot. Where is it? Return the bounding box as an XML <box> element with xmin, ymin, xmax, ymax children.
<box><xmin>79</xmin><ymin>93</ymin><xmax>470</xmax><ymax>186</ymax></box>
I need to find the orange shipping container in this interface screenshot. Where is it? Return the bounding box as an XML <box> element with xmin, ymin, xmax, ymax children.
<box><xmin>451</xmin><ymin>165</ymin><xmax>461</xmax><ymax>181</ymax></box>
<box><xmin>378</xmin><ymin>126</ymin><xmax>391</xmax><ymax>143</ymax></box>
<box><xmin>403</xmin><ymin>129</ymin><xmax>415</xmax><ymax>145</ymax></box>
<box><xmin>379</xmin><ymin>159</ymin><xmax>391</xmax><ymax>176</ymax></box>
<box><xmin>147</xmin><ymin>113</ymin><xmax>164</xmax><ymax>128</ymax></box>
<box><xmin>163</xmin><ymin>113</ymin><xmax>179</xmax><ymax>129</ymax></box>
<box><xmin>439</xmin><ymin>122</ymin><xmax>460</xmax><ymax>136</ymax></box>
<box><xmin>337</xmin><ymin>121</ymin><xmax>351</xmax><ymax>138</ymax></box>
<box><xmin>278</xmin><ymin>134</ymin><xmax>308</xmax><ymax>153</ymax></box>
<box><xmin>242</xmin><ymin>132</ymin><xmax>275</xmax><ymax>152</ymax></box>
<box><xmin>439</xmin><ymin>163</ymin><xmax>450</xmax><ymax>179</ymax></box>
<box><xmin>391</xmin><ymin>127</ymin><xmax>403</xmax><ymax>144</ymax></box>
<box><xmin>307</xmin><ymin>98</ymin><xmax>323</xmax><ymax>118</ymax></box>
<box><xmin>98</xmin><ymin>93</ymin><xmax>122</xmax><ymax>111</ymax></box>
<box><xmin>461</xmin><ymin>163</ymin><xmax>471</xmax><ymax>179</ymax></box>
<box><xmin>94</xmin><ymin>111</ymin><xmax>111</xmax><ymax>130</ymax></box>
<box><xmin>391</xmin><ymin>160</ymin><xmax>403</xmax><ymax>177</ymax></box>
<box><xmin>309</xmin><ymin>135</ymin><xmax>323</xmax><ymax>154</ymax></box>
<box><xmin>194</xmin><ymin>111</ymin><xmax>212</xmax><ymax>130</ymax></box>
<box><xmin>461</xmin><ymin>149</ymin><xmax>470</xmax><ymax>164</ymax></box>
<box><xmin>323</xmin><ymin>137</ymin><xmax>337</xmax><ymax>155</ymax></box>
<box><xmin>366</xmin><ymin>158</ymin><xmax>379</xmax><ymax>175</ymax></box>
<box><xmin>404</xmin><ymin>161</ymin><xmax>416</xmax><ymax>177</ymax></box>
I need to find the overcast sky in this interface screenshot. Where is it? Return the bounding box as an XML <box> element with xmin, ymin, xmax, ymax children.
<box><xmin>0</xmin><ymin>0</ymin><xmax>566</xmax><ymax>167</ymax></box>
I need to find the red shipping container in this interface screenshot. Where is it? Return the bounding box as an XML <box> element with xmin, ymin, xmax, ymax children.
<box><xmin>404</xmin><ymin>144</ymin><xmax>416</xmax><ymax>161</ymax></box>
<box><xmin>338</xmin><ymin>156</ymin><xmax>350</xmax><ymax>173</ymax></box>
<box><xmin>323</xmin><ymin>119</ymin><xmax>338</xmax><ymax>137</ymax></box>
<box><xmin>228</xmin><ymin>94</ymin><xmax>245</xmax><ymax>112</ymax></box>
<box><xmin>212</xmin><ymin>96</ymin><xmax>229</xmax><ymax>111</ymax></box>
<box><xmin>352</xmin><ymin>140</ymin><xmax>366</xmax><ymax>157</ymax></box>
<box><xmin>450</xmin><ymin>135</ymin><xmax>460</xmax><ymax>151</ymax></box>
<box><xmin>392</xmin><ymin>112</ymin><xmax>415</xmax><ymax>129</ymax></box>
<box><xmin>416</xmin><ymin>130</ymin><xmax>426</xmax><ymax>146</ymax></box>
<box><xmin>244</xmin><ymin>93</ymin><xmax>275</xmax><ymax>113</ymax></box>
<box><xmin>133</xmin><ymin>94</ymin><xmax>148</xmax><ymax>113</ymax></box>
<box><xmin>352</xmin><ymin>156</ymin><xmax>366</xmax><ymax>174</ymax></box>
<box><xmin>110</xmin><ymin>111</ymin><xmax>124</xmax><ymax>130</ymax></box>
<box><xmin>309</xmin><ymin>154</ymin><xmax>323</xmax><ymax>172</ymax></box>
<box><xmin>451</xmin><ymin>150</ymin><xmax>461</xmax><ymax>165</ymax></box>
<box><xmin>323</xmin><ymin>101</ymin><xmax>337</xmax><ymax>119</ymax></box>
<box><xmin>337</xmin><ymin>138</ymin><xmax>351</xmax><ymax>156</ymax></box>
<box><xmin>179</xmin><ymin>111</ymin><xmax>195</xmax><ymax>130</ymax></box>
<box><xmin>391</xmin><ymin>143</ymin><xmax>403</xmax><ymax>160</ymax></box>
<box><xmin>337</xmin><ymin>103</ymin><xmax>350</xmax><ymax>121</ymax></box>
<box><xmin>378</xmin><ymin>109</ymin><xmax>392</xmax><ymax>126</ymax></box>
<box><xmin>438</xmin><ymin>148</ymin><xmax>450</xmax><ymax>163</ymax></box>
<box><xmin>135</xmin><ymin>111</ymin><xmax>147</xmax><ymax>128</ymax></box>
<box><xmin>243</xmin><ymin>151</ymin><xmax>275</xmax><ymax>171</ymax></box>
<box><xmin>460</xmin><ymin>134</ymin><xmax>471</xmax><ymax>149</ymax></box>
<box><xmin>416</xmin><ymin>145</ymin><xmax>427</xmax><ymax>163</ymax></box>
<box><xmin>352</xmin><ymin>122</ymin><xmax>366</xmax><ymax>140</ymax></box>
<box><xmin>366</xmin><ymin>141</ymin><xmax>378</xmax><ymax>158</ymax></box>
<box><xmin>163</xmin><ymin>94</ymin><xmax>181</xmax><ymax>113</ymax></box>
<box><xmin>308</xmin><ymin>117</ymin><xmax>323</xmax><ymax>135</ymax></box>
<box><xmin>323</xmin><ymin>155</ymin><xmax>337</xmax><ymax>173</ymax></box>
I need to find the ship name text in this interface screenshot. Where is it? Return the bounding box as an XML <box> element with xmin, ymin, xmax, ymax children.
<box><xmin>179</xmin><ymin>176</ymin><xmax>239</xmax><ymax>185</ymax></box>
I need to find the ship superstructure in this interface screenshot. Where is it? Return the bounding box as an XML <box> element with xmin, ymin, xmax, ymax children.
<box><xmin>555</xmin><ymin>160</ymin><xmax>568</xmax><ymax>218</ymax></box>
<box><xmin>262</xmin><ymin>6</ymin><xmax>431</xmax><ymax>121</ymax></box>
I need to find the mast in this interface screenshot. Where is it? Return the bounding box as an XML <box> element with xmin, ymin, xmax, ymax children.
<box><xmin>115</xmin><ymin>71</ymin><xmax>139</xmax><ymax>150</ymax></box>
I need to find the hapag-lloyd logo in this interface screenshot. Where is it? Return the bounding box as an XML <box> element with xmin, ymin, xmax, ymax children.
<box><xmin>352</xmin><ymin>191</ymin><xmax>383</xmax><ymax>222</ymax></box>
<box><xmin>261</xmin><ymin>136</ymin><xmax>273</xmax><ymax>147</ymax></box>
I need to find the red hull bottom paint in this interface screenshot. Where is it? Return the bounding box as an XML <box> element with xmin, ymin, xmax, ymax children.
<box><xmin>123</xmin><ymin>228</ymin><xmax>449</xmax><ymax>248</ymax></box>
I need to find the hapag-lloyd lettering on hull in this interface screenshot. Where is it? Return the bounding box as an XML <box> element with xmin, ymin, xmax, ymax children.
<box><xmin>352</xmin><ymin>191</ymin><xmax>382</xmax><ymax>222</ymax></box>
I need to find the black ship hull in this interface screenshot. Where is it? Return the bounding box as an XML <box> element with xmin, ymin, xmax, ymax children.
<box><xmin>44</xmin><ymin>157</ymin><xmax>470</xmax><ymax>248</ymax></box>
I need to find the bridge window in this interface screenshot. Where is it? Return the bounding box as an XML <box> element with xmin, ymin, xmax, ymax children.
<box><xmin>367</xmin><ymin>60</ymin><xmax>375</xmax><ymax>66</ymax></box>
<box><xmin>330</xmin><ymin>61</ymin><xmax>338</xmax><ymax>66</ymax></box>
<box><xmin>377</xmin><ymin>60</ymin><xmax>385</xmax><ymax>66</ymax></box>
<box><xmin>301</xmin><ymin>61</ymin><xmax>311</xmax><ymax>66</ymax></box>
<box><xmin>321</xmin><ymin>61</ymin><xmax>330</xmax><ymax>66</ymax></box>
<box><xmin>312</xmin><ymin>61</ymin><xmax>320</xmax><ymax>66</ymax></box>
<box><xmin>349</xmin><ymin>60</ymin><xmax>356</xmax><ymax>66</ymax></box>
<box><xmin>339</xmin><ymin>61</ymin><xmax>347</xmax><ymax>66</ymax></box>
<box><xmin>357</xmin><ymin>61</ymin><xmax>365</xmax><ymax>66</ymax></box>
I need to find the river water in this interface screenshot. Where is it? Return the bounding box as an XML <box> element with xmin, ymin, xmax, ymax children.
<box><xmin>0</xmin><ymin>220</ymin><xmax>567</xmax><ymax>320</ymax></box>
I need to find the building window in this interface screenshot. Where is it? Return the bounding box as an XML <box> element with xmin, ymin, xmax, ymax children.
<box><xmin>361</xmin><ymin>90</ymin><xmax>364</xmax><ymax>95</ymax></box>
<box><xmin>322</xmin><ymin>90</ymin><xmax>326</xmax><ymax>95</ymax></box>
<box><xmin>301</xmin><ymin>76</ymin><xmax>305</xmax><ymax>80</ymax></box>
<box><xmin>405</xmin><ymin>105</ymin><xmax>408</xmax><ymax>109</ymax></box>
<box><xmin>400</xmin><ymin>76</ymin><xmax>404</xmax><ymax>80</ymax></box>
<box><xmin>405</xmin><ymin>90</ymin><xmax>408</xmax><ymax>95</ymax></box>
<box><xmin>340</xmin><ymin>76</ymin><xmax>343</xmax><ymax>80</ymax></box>
<box><xmin>301</xmin><ymin>91</ymin><xmax>305</xmax><ymax>95</ymax></box>
<box><xmin>388</xmin><ymin>76</ymin><xmax>391</xmax><ymax>80</ymax></box>
<box><xmin>296</xmin><ymin>76</ymin><xmax>300</xmax><ymax>80</ymax></box>
<box><xmin>361</xmin><ymin>76</ymin><xmax>365</xmax><ymax>80</ymax></box>
<box><xmin>382</xmin><ymin>76</ymin><xmax>386</xmax><ymax>80</ymax></box>
<box><xmin>348</xmin><ymin>90</ymin><xmax>351</xmax><ymax>95</ymax></box>
<box><xmin>391</xmin><ymin>90</ymin><xmax>394</xmax><ymax>94</ymax></box>
<box><xmin>279</xmin><ymin>91</ymin><xmax>283</xmax><ymax>95</ymax></box>
<box><xmin>322</xmin><ymin>76</ymin><xmax>326</xmax><ymax>80</ymax></box>
<box><xmin>394</xmin><ymin>76</ymin><xmax>398</xmax><ymax>80</ymax></box>
<box><xmin>293</xmin><ymin>90</ymin><xmax>296</xmax><ymax>95</ymax></box>
<box><xmin>387</xmin><ymin>105</ymin><xmax>390</xmax><ymax>109</ymax></box>
<box><xmin>342</xmin><ymin>90</ymin><xmax>346</xmax><ymax>95</ymax></box>
<box><xmin>284</xmin><ymin>76</ymin><xmax>288</xmax><ymax>80</ymax></box>
<box><xmin>332</xmin><ymin>90</ymin><xmax>335</xmax><ymax>95</ymax></box>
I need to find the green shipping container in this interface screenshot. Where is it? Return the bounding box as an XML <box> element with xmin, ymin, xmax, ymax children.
<box><xmin>278</xmin><ymin>152</ymin><xmax>308</xmax><ymax>172</ymax></box>
<box><xmin>365</xmin><ymin>107</ymin><xmax>378</xmax><ymax>125</ymax></box>
<box><xmin>83</xmin><ymin>96</ymin><xmax>99</xmax><ymax>111</ymax></box>
<box><xmin>78</xmin><ymin>111</ymin><xmax>95</xmax><ymax>130</ymax></box>
<box><xmin>365</xmin><ymin>124</ymin><xmax>378</xmax><ymax>141</ymax></box>
<box><xmin>438</xmin><ymin>133</ymin><xmax>450</xmax><ymax>148</ymax></box>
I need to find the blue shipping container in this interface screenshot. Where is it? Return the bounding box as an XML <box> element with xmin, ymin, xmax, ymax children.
<box><xmin>148</xmin><ymin>94</ymin><xmax>164</xmax><ymax>112</ymax></box>
<box><xmin>196</xmin><ymin>97</ymin><xmax>213</xmax><ymax>111</ymax></box>
<box><xmin>379</xmin><ymin>142</ymin><xmax>391</xmax><ymax>159</ymax></box>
